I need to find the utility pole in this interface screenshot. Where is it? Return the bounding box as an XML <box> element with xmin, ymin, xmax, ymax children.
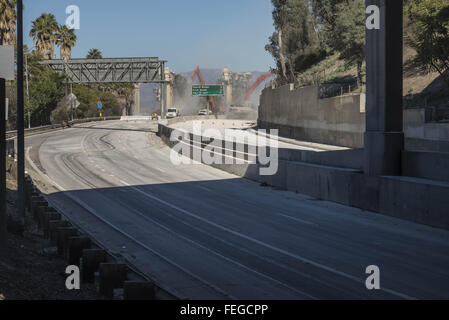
<box><xmin>16</xmin><ymin>0</ymin><xmax>25</xmax><ymax>222</ymax></box>
<box><xmin>0</xmin><ymin>78</ymin><xmax>6</xmax><ymax>252</ymax></box>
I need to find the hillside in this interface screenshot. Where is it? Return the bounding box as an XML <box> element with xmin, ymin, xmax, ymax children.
<box><xmin>296</xmin><ymin>44</ymin><xmax>447</xmax><ymax>108</ymax></box>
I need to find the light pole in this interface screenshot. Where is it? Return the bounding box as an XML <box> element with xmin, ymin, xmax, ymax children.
<box><xmin>16</xmin><ymin>0</ymin><xmax>25</xmax><ymax>222</ymax></box>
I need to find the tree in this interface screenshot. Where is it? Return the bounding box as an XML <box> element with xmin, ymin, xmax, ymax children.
<box><xmin>0</xmin><ymin>0</ymin><xmax>17</xmax><ymax>45</ymax></box>
<box><xmin>311</xmin><ymin>0</ymin><xmax>365</xmax><ymax>85</ymax></box>
<box><xmin>266</xmin><ymin>0</ymin><xmax>322</xmax><ymax>84</ymax></box>
<box><xmin>407</xmin><ymin>0</ymin><xmax>449</xmax><ymax>89</ymax></box>
<box><xmin>332</xmin><ymin>0</ymin><xmax>366</xmax><ymax>86</ymax></box>
<box><xmin>270</xmin><ymin>0</ymin><xmax>289</xmax><ymax>81</ymax></box>
<box><xmin>86</xmin><ymin>48</ymin><xmax>103</xmax><ymax>59</ymax></box>
<box><xmin>55</xmin><ymin>25</ymin><xmax>77</xmax><ymax>60</ymax></box>
<box><xmin>282</xmin><ymin>0</ymin><xmax>322</xmax><ymax>75</ymax></box>
<box><xmin>113</xmin><ymin>83</ymin><xmax>135</xmax><ymax>116</ymax></box>
<box><xmin>27</xmin><ymin>69</ymin><xmax>65</xmax><ymax>126</ymax></box>
<box><xmin>311</xmin><ymin>0</ymin><xmax>344</xmax><ymax>40</ymax></box>
<box><xmin>30</xmin><ymin>13</ymin><xmax>59</xmax><ymax>60</ymax></box>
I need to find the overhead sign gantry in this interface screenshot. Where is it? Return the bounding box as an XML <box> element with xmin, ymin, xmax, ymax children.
<box><xmin>40</xmin><ymin>57</ymin><xmax>167</xmax><ymax>84</ymax></box>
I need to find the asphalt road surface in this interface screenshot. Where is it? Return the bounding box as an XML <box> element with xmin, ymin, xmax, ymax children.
<box><xmin>25</xmin><ymin>120</ymin><xmax>449</xmax><ymax>300</ymax></box>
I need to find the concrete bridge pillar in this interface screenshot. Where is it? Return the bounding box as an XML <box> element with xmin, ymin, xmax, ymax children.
<box><xmin>165</xmin><ymin>67</ymin><xmax>174</xmax><ymax>109</ymax></box>
<box><xmin>223</xmin><ymin>67</ymin><xmax>233</xmax><ymax>106</ymax></box>
<box><xmin>364</xmin><ymin>0</ymin><xmax>404</xmax><ymax>176</ymax></box>
<box><xmin>132</xmin><ymin>83</ymin><xmax>141</xmax><ymax>115</ymax></box>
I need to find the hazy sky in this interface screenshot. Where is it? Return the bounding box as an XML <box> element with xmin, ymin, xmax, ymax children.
<box><xmin>24</xmin><ymin>0</ymin><xmax>275</xmax><ymax>73</ymax></box>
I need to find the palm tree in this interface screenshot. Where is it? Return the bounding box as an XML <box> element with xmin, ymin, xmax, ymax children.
<box><xmin>86</xmin><ymin>48</ymin><xmax>103</xmax><ymax>59</ymax></box>
<box><xmin>29</xmin><ymin>13</ymin><xmax>59</xmax><ymax>60</ymax></box>
<box><xmin>0</xmin><ymin>0</ymin><xmax>17</xmax><ymax>45</ymax></box>
<box><xmin>55</xmin><ymin>24</ymin><xmax>76</xmax><ymax>60</ymax></box>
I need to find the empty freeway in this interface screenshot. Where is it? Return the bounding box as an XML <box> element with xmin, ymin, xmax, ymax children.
<box><xmin>24</xmin><ymin>120</ymin><xmax>449</xmax><ymax>300</ymax></box>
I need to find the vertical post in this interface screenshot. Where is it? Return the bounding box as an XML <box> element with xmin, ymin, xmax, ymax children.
<box><xmin>16</xmin><ymin>0</ymin><xmax>25</xmax><ymax>221</ymax></box>
<box><xmin>364</xmin><ymin>0</ymin><xmax>404</xmax><ymax>176</ymax></box>
<box><xmin>25</xmin><ymin>54</ymin><xmax>29</xmax><ymax>101</ymax></box>
<box><xmin>70</xmin><ymin>84</ymin><xmax>74</xmax><ymax>121</ymax></box>
<box><xmin>0</xmin><ymin>78</ymin><xmax>6</xmax><ymax>251</ymax></box>
<box><xmin>160</xmin><ymin>61</ymin><xmax>165</xmax><ymax>119</ymax></box>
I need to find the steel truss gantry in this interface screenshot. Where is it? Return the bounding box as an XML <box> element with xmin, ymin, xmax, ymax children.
<box><xmin>40</xmin><ymin>57</ymin><xmax>167</xmax><ymax>84</ymax></box>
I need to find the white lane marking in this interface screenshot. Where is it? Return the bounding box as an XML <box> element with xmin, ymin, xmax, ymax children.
<box><xmin>277</xmin><ymin>213</ymin><xmax>316</xmax><ymax>226</ymax></box>
<box><xmin>115</xmin><ymin>193</ymin><xmax>317</xmax><ymax>299</ymax></box>
<box><xmin>25</xmin><ymin>148</ymin><xmax>233</xmax><ymax>300</ymax></box>
<box><xmin>197</xmin><ymin>185</ymin><xmax>212</xmax><ymax>192</ymax></box>
<box><xmin>119</xmin><ymin>180</ymin><xmax>416</xmax><ymax>300</ymax></box>
<box><xmin>151</xmin><ymin>166</ymin><xmax>164</xmax><ymax>173</ymax></box>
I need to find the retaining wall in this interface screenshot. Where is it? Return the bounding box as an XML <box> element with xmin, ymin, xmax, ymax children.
<box><xmin>158</xmin><ymin>121</ymin><xmax>449</xmax><ymax>231</ymax></box>
<box><xmin>258</xmin><ymin>85</ymin><xmax>365</xmax><ymax>148</ymax></box>
<box><xmin>259</xmin><ymin>85</ymin><xmax>449</xmax><ymax>152</ymax></box>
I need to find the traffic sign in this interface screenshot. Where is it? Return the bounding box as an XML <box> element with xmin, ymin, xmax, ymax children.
<box><xmin>97</xmin><ymin>100</ymin><xmax>102</xmax><ymax>110</ymax></box>
<box><xmin>0</xmin><ymin>46</ymin><xmax>14</xmax><ymax>80</ymax></box>
<box><xmin>192</xmin><ymin>85</ymin><xmax>224</xmax><ymax>96</ymax></box>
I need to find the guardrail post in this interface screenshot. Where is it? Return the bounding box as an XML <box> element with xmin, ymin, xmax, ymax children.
<box><xmin>67</xmin><ymin>236</ymin><xmax>91</xmax><ymax>266</ymax></box>
<box><xmin>0</xmin><ymin>78</ymin><xmax>6</xmax><ymax>251</ymax></box>
<box><xmin>56</xmin><ymin>227</ymin><xmax>78</xmax><ymax>256</ymax></box>
<box><xmin>82</xmin><ymin>249</ymin><xmax>107</xmax><ymax>283</ymax></box>
<box><xmin>42</xmin><ymin>211</ymin><xmax>61</xmax><ymax>238</ymax></box>
<box><xmin>49</xmin><ymin>220</ymin><xmax>71</xmax><ymax>245</ymax></box>
<box><xmin>123</xmin><ymin>281</ymin><xmax>156</xmax><ymax>300</ymax></box>
<box><xmin>99</xmin><ymin>263</ymin><xmax>127</xmax><ymax>299</ymax></box>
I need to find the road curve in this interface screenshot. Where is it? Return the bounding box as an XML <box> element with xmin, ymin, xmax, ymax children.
<box><xmin>25</xmin><ymin>120</ymin><xmax>449</xmax><ymax>299</ymax></box>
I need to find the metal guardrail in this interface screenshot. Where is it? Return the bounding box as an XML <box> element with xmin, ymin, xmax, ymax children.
<box><xmin>5</xmin><ymin>116</ymin><xmax>122</xmax><ymax>156</ymax></box>
<box><xmin>6</xmin><ymin>116</ymin><xmax>122</xmax><ymax>139</ymax></box>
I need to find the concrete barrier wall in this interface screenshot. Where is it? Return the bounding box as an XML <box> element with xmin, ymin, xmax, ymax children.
<box><xmin>403</xmin><ymin>150</ymin><xmax>449</xmax><ymax>183</ymax></box>
<box><xmin>158</xmin><ymin>121</ymin><xmax>449</xmax><ymax>230</ymax></box>
<box><xmin>404</xmin><ymin>108</ymin><xmax>449</xmax><ymax>152</ymax></box>
<box><xmin>165</xmin><ymin>115</ymin><xmax>227</xmax><ymax>127</ymax></box>
<box><xmin>259</xmin><ymin>85</ymin><xmax>366</xmax><ymax>148</ymax></box>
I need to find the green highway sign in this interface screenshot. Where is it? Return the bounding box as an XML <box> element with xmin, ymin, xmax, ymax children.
<box><xmin>192</xmin><ymin>84</ymin><xmax>224</xmax><ymax>96</ymax></box>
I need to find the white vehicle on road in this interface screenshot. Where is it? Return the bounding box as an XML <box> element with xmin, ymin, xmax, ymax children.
<box><xmin>166</xmin><ymin>108</ymin><xmax>180</xmax><ymax>119</ymax></box>
<box><xmin>198</xmin><ymin>109</ymin><xmax>212</xmax><ymax>116</ymax></box>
